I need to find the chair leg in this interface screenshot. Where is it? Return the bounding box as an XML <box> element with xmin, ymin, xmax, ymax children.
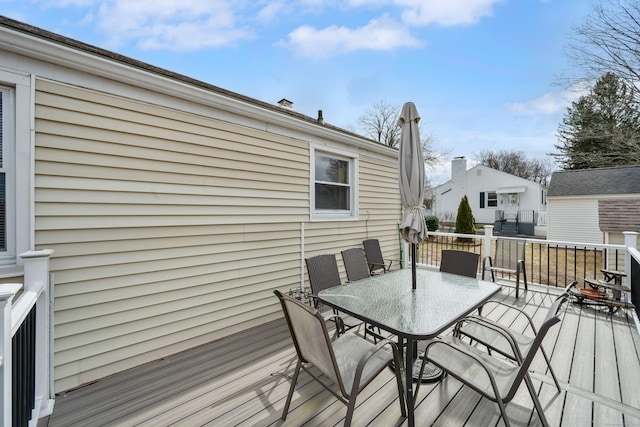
<box><xmin>495</xmin><ymin>398</ymin><xmax>512</xmax><ymax>427</ymax></box>
<box><xmin>523</xmin><ymin>373</ymin><xmax>551</xmax><ymax>427</ymax></box>
<box><xmin>282</xmin><ymin>360</ymin><xmax>302</xmax><ymax>421</ymax></box>
<box><xmin>391</xmin><ymin>349</ymin><xmax>407</xmax><ymax>418</ymax></box>
<box><xmin>344</xmin><ymin>396</ymin><xmax>357</xmax><ymax>427</ymax></box>
<box><xmin>540</xmin><ymin>346</ymin><xmax>561</xmax><ymax>392</ymax></box>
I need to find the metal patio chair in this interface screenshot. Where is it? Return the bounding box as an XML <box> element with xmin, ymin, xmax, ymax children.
<box><xmin>341</xmin><ymin>247</ymin><xmax>371</xmax><ymax>282</ymax></box>
<box><xmin>362</xmin><ymin>239</ymin><xmax>394</xmax><ymax>274</ymax></box>
<box><xmin>415</xmin><ymin>295</ymin><xmax>568</xmax><ymax>427</ymax></box>
<box><xmin>305</xmin><ymin>254</ymin><xmax>363</xmax><ymax>333</ymax></box>
<box><xmin>483</xmin><ymin>238</ymin><xmax>528</xmax><ymax>298</ymax></box>
<box><xmin>274</xmin><ymin>290</ymin><xmax>406</xmax><ymax>426</ymax></box>
<box><xmin>439</xmin><ymin>249</ymin><xmax>480</xmax><ymax>278</ymax></box>
<box><xmin>454</xmin><ymin>281</ymin><xmax>577</xmax><ymax>393</ymax></box>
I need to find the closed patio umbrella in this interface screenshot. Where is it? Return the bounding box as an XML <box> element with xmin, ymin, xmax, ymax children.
<box><xmin>398</xmin><ymin>102</ymin><xmax>442</xmax><ymax>383</ymax></box>
<box><xmin>398</xmin><ymin>102</ymin><xmax>427</xmax><ymax>290</ymax></box>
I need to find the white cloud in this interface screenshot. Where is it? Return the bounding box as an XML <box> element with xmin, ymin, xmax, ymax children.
<box><xmin>34</xmin><ymin>0</ymin><xmax>503</xmax><ymax>54</ymax></box>
<box><xmin>396</xmin><ymin>0</ymin><xmax>504</xmax><ymax>26</ymax></box>
<box><xmin>505</xmin><ymin>82</ymin><xmax>590</xmax><ymax>115</ymax></box>
<box><xmin>83</xmin><ymin>0</ymin><xmax>255</xmax><ymax>50</ymax></box>
<box><xmin>257</xmin><ymin>1</ymin><xmax>287</xmax><ymax>23</ymax></box>
<box><xmin>281</xmin><ymin>16</ymin><xmax>422</xmax><ymax>59</ymax></box>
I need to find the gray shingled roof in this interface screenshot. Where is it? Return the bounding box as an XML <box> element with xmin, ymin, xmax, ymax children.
<box><xmin>547</xmin><ymin>166</ymin><xmax>640</xmax><ymax>197</ymax></box>
<box><xmin>598</xmin><ymin>198</ymin><xmax>640</xmax><ymax>233</ymax></box>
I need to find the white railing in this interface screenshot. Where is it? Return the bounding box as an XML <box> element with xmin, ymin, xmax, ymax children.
<box><xmin>416</xmin><ymin>227</ymin><xmax>636</xmax><ymax>289</ymax></box>
<box><xmin>628</xmin><ymin>244</ymin><xmax>640</xmax><ymax>329</ymax></box>
<box><xmin>537</xmin><ymin>211</ymin><xmax>548</xmax><ymax>226</ymax></box>
<box><xmin>0</xmin><ymin>249</ymin><xmax>54</xmax><ymax>427</ymax></box>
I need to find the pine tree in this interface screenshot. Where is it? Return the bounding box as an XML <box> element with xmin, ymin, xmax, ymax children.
<box><xmin>455</xmin><ymin>195</ymin><xmax>475</xmax><ymax>236</ymax></box>
<box><xmin>554</xmin><ymin>72</ymin><xmax>640</xmax><ymax>169</ymax></box>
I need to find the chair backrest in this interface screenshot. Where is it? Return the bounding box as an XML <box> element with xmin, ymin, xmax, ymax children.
<box><xmin>362</xmin><ymin>239</ymin><xmax>384</xmax><ymax>267</ymax></box>
<box><xmin>341</xmin><ymin>248</ymin><xmax>370</xmax><ymax>282</ymax></box>
<box><xmin>439</xmin><ymin>249</ymin><xmax>480</xmax><ymax>278</ymax></box>
<box><xmin>305</xmin><ymin>254</ymin><xmax>342</xmax><ymax>294</ymax></box>
<box><xmin>505</xmin><ymin>295</ymin><xmax>567</xmax><ymax>401</ymax></box>
<box><xmin>493</xmin><ymin>238</ymin><xmax>526</xmax><ymax>270</ymax></box>
<box><xmin>274</xmin><ymin>290</ymin><xmax>343</xmax><ymax>389</ymax></box>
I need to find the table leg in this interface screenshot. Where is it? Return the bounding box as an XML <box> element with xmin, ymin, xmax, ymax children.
<box><xmin>405</xmin><ymin>338</ymin><xmax>415</xmax><ymax>427</ymax></box>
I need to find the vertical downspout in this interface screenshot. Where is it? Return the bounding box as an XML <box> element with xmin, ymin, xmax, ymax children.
<box><xmin>398</xmin><ymin>222</ymin><xmax>404</xmax><ymax>269</ymax></box>
<box><xmin>300</xmin><ymin>222</ymin><xmax>305</xmax><ymax>292</ymax></box>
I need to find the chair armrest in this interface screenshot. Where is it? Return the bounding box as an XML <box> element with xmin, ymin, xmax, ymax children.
<box><xmin>421</xmin><ymin>338</ymin><xmax>502</xmax><ymax>399</ymax></box>
<box><xmin>482</xmin><ymin>256</ymin><xmax>493</xmax><ymax>269</ymax></box>
<box><xmin>324</xmin><ymin>314</ymin><xmax>345</xmax><ymax>337</ymax></box>
<box><xmin>455</xmin><ymin>316</ymin><xmax>523</xmax><ymax>361</ymax></box>
<box><xmin>473</xmin><ymin>301</ymin><xmax>537</xmax><ymax>334</ymax></box>
<box><xmin>350</xmin><ymin>339</ymin><xmax>402</xmax><ymax>397</ymax></box>
<box><xmin>368</xmin><ymin>261</ymin><xmax>391</xmax><ymax>272</ymax></box>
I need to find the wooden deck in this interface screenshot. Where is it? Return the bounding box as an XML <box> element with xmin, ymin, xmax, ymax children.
<box><xmin>43</xmin><ymin>284</ymin><xmax>640</xmax><ymax>427</ymax></box>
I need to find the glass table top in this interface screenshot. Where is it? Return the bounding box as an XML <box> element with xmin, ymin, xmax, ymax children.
<box><xmin>318</xmin><ymin>268</ymin><xmax>501</xmax><ymax>339</ymax></box>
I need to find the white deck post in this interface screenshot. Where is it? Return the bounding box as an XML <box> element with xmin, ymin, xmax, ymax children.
<box><xmin>484</xmin><ymin>225</ymin><xmax>494</xmax><ymax>262</ymax></box>
<box><xmin>623</xmin><ymin>231</ymin><xmax>638</xmax><ymax>289</ymax></box>
<box><xmin>19</xmin><ymin>249</ymin><xmax>55</xmax><ymax>420</ymax></box>
<box><xmin>0</xmin><ymin>283</ymin><xmax>21</xmax><ymax>427</ymax></box>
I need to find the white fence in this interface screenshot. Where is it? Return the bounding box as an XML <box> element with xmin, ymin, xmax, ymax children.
<box><xmin>0</xmin><ymin>250</ymin><xmax>54</xmax><ymax>427</ymax></box>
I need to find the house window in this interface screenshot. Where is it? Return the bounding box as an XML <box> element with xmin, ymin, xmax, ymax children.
<box><xmin>487</xmin><ymin>191</ymin><xmax>497</xmax><ymax>207</ymax></box>
<box><xmin>311</xmin><ymin>147</ymin><xmax>358</xmax><ymax>220</ymax></box>
<box><xmin>0</xmin><ymin>71</ymin><xmax>32</xmax><ymax>268</ymax></box>
<box><xmin>0</xmin><ymin>87</ymin><xmax>9</xmax><ymax>253</ymax></box>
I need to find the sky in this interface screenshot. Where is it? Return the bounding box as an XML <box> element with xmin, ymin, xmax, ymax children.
<box><xmin>3</xmin><ymin>0</ymin><xmax>596</xmax><ymax>184</ymax></box>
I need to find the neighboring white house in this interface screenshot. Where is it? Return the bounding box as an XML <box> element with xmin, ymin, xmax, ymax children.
<box><xmin>547</xmin><ymin>166</ymin><xmax>640</xmax><ymax>244</ymax></box>
<box><xmin>430</xmin><ymin>157</ymin><xmax>547</xmax><ymax>234</ymax></box>
<box><xmin>0</xmin><ymin>15</ymin><xmax>403</xmax><ymax>400</ymax></box>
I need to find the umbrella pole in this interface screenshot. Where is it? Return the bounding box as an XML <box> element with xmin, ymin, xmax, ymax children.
<box><xmin>411</xmin><ymin>243</ymin><xmax>417</xmax><ymax>290</ymax></box>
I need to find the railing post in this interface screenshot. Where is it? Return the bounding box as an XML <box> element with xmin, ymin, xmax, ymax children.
<box><xmin>484</xmin><ymin>225</ymin><xmax>494</xmax><ymax>261</ymax></box>
<box><xmin>19</xmin><ymin>249</ymin><xmax>55</xmax><ymax>420</ymax></box>
<box><xmin>624</xmin><ymin>231</ymin><xmax>638</xmax><ymax>289</ymax></box>
<box><xmin>0</xmin><ymin>284</ymin><xmax>21</xmax><ymax>427</ymax></box>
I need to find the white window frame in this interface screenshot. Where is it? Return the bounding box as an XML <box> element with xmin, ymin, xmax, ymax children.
<box><xmin>310</xmin><ymin>145</ymin><xmax>358</xmax><ymax>221</ymax></box>
<box><xmin>487</xmin><ymin>191</ymin><xmax>498</xmax><ymax>207</ymax></box>
<box><xmin>0</xmin><ymin>69</ymin><xmax>33</xmax><ymax>270</ymax></box>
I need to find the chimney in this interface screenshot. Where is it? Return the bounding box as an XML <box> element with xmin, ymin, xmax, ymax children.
<box><xmin>277</xmin><ymin>98</ymin><xmax>293</xmax><ymax>109</ymax></box>
<box><xmin>451</xmin><ymin>156</ymin><xmax>467</xmax><ymax>204</ymax></box>
<box><xmin>451</xmin><ymin>156</ymin><xmax>467</xmax><ymax>182</ymax></box>
<box><xmin>317</xmin><ymin>110</ymin><xmax>324</xmax><ymax>125</ymax></box>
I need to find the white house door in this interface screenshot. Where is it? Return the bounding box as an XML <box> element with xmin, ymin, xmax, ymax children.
<box><xmin>502</xmin><ymin>193</ymin><xmax>520</xmax><ymax>220</ymax></box>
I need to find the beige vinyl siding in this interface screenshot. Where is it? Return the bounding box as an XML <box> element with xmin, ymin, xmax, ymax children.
<box><xmin>34</xmin><ymin>79</ymin><xmax>401</xmax><ymax>392</ymax></box>
<box><xmin>547</xmin><ymin>197</ymin><xmax>603</xmax><ymax>244</ymax></box>
<box><xmin>35</xmin><ymin>79</ymin><xmax>308</xmax><ymax>391</ymax></box>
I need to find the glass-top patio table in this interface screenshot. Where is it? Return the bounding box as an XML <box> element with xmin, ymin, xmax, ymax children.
<box><xmin>318</xmin><ymin>268</ymin><xmax>501</xmax><ymax>427</ymax></box>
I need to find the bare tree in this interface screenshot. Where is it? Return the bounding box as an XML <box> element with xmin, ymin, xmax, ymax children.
<box><xmin>475</xmin><ymin>149</ymin><xmax>554</xmax><ymax>184</ymax></box>
<box><xmin>358</xmin><ymin>100</ymin><xmax>400</xmax><ymax>146</ymax></box>
<box><xmin>566</xmin><ymin>0</ymin><xmax>640</xmax><ymax>100</ymax></box>
<box><xmin>357</xmin><ymin>100</ymin><xmax>443</xmax><ymax>167</ymax></box>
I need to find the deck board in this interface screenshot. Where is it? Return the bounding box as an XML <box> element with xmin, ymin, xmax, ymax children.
<box><xmin>44</xmin><ymin>283</ymin><xmax>640</xmax><ymax>427</ymax></box>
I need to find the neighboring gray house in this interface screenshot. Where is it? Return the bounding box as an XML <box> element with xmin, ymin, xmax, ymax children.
<box><xmin>431</xmin><ymin>157</ymin><xmax>547</xmax><ymax>236</ymax></box>
<box><xmin>598</xmin><ymin>198</ymin><xmax>640</xmax><ymax>245</ymax></box>
<box><xmin>547</xmin><ymin>166</ymin><xmax>640</xmax><ymax>244</ymax></box>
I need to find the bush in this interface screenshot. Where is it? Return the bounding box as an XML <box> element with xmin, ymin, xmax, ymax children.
<box><xmin>455</xmin><ymin>195</ymin><xmax>475</xmax><ymax>235</ymax></box>
<box><xmin>425</xmin><ymin>215</ymin><xmax>439</xmax><ymax>231</ymax></box>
